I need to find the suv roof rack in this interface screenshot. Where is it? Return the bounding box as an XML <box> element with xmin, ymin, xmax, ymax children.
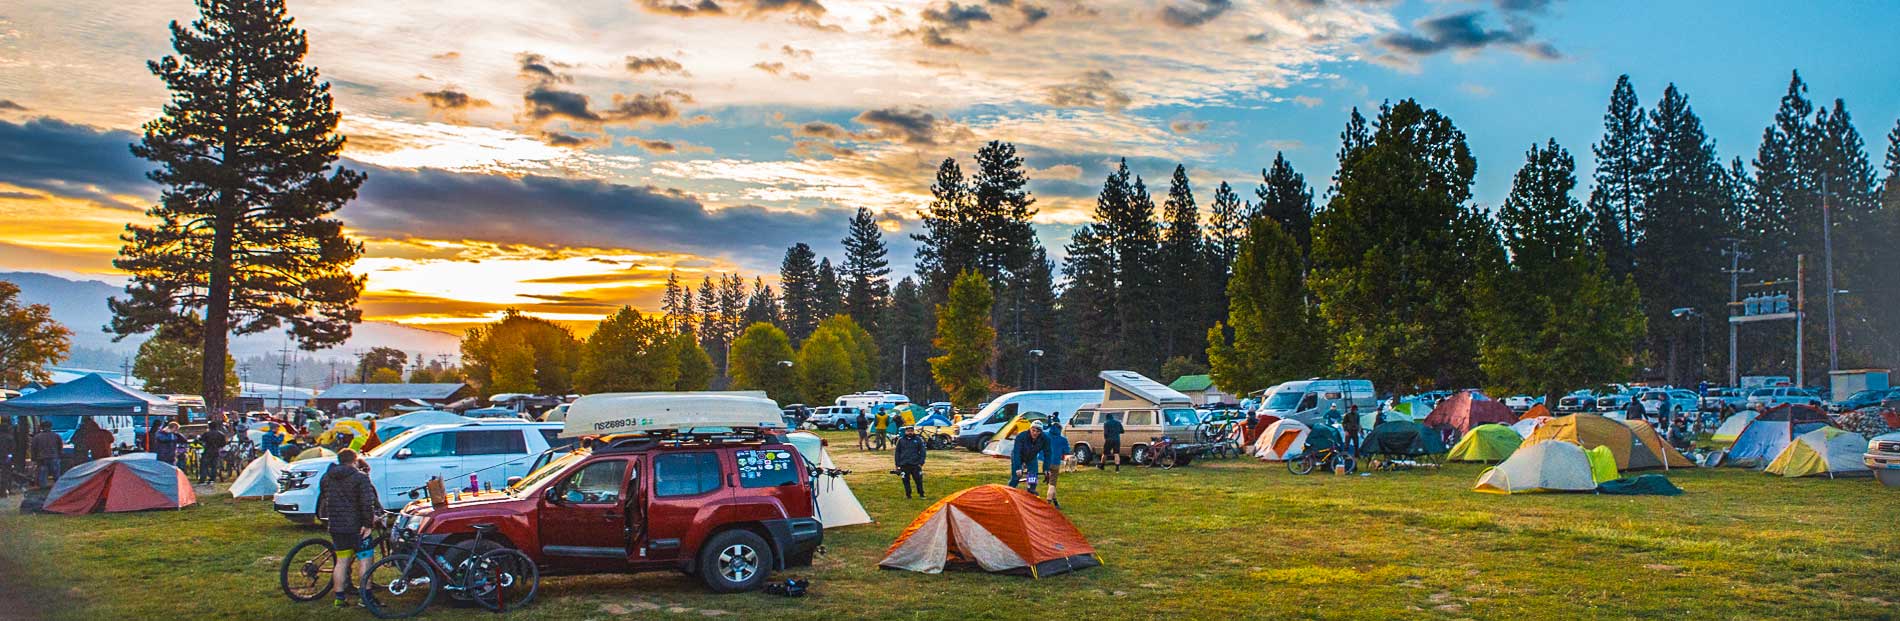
<box><xmin>587</xmin><ymin>427</ymin><xmax>786</xmax><ymax>454</ymax></box>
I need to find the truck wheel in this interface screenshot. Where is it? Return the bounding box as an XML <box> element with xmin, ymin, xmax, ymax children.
<box><xmin>699</xmin><ymin>530</ymin><xmax>774</xmax><ymax>593</ymax></box>
<box><xmin>1072</xmin><ymin>444</ymin><xmax>1095</xmax><ymax>466</ymax></box>
<box><xmin>1131</xmin><ymin>444</ymin><xmax>1151</xmax><ymax>466</ymax></box>
<box><xmin>974</xmin><ymin>433</ymin><xmax>994</xmax><ymax>452</ymax></box>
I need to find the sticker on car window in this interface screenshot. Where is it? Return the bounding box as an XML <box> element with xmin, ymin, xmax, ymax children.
<box><xmin>736</xmin><ymin>449</ymin><xmax>797</xmax><ymax>487</ymax></box>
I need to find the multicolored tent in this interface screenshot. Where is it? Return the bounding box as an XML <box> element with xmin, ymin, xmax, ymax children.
<box><xmin>1726</xmin><ymin>404</ymin><xmax>1832</xmax><ymax>468</ymax></box>
<box><xmin>1710</xmin><ymin>410</ymin><xmax>1760</xmax><ymax>444</ymax></box>
<box><xmin>1764</xmin><ymin>426</ymin><xmax>1870</xmax><ymax>478</ymax></box>
<box><xmin>1618</xmin><ymin>419</ymin><xmax>1697</xmax><ymax>469</ymax></box>
<box><xmin>1474</xmin><ymin>441</ymin><xmax>1597</xmax><ymax>494</ymax></box>
<box><xmin>1525</xmin><ymin>414</ymin><xmax>1688</xmax><ymax>470</ymax></box>
<box><xmin>43</xmin><ymin>454</ymin><xmax>196</xmax><ymax>514</ymax></box>
<box><xmin>1253</xmin><ymin>419</ymin><xmax>1311</xmax><ymax>461</ymax></box>
<box><xmin>1447</xmin><ymin>424</ymin><xmax>1522</xmax><ymax>462</ymax></box>
<box><xmin>880</xmin><ymin>484</ymin><xmax>1098</xmax><ymax>578</ymax></box>
<box><xmin>1423</xmin><ymin>391</ymin><xmax>1517</xmax><ymax>435</ymax></box>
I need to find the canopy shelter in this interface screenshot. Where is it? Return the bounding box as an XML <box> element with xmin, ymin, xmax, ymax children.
<box><xmin>1525</xmin><ymin>413</ymin><xmax>1690</xmax><ymax>471</ymax></box>
<box><xmin>316</xmin><ymin>418</ymin><xmax>375</xmax><ymax>451</ymax></box>
<box><xmin>1710</xmin><ymin>410</ymin><xmax>1761</xmax><ymax>444</ymax></box>
<box><xmin>229</xmin><ymin>453</ymin><xmax>290</xmax><ymax>498</ymax></box>
<box><xmin>0</xmin><ymin>373</ymin><xmax>177</xmax><ymax>419</ymax></box>
<box><xmin>880</xmin><ymin>484</ymin><xmax>1098</xmax><ymax>578</ymax></box>
<box><xmin>1473</xmin><ymin>440</ymin><xmax>1598</xmax><ymax>494</ymax></box>
<box><xmin>43</xmin><ymin>454</ymin><xmax>196</xmax><ymax>514</ymax></box>
<box><xmin>1423</xmin><ymin>390</ymin><xmax>1517</xmax><ymax>436</ymax></box>
<box><xmin>559</xmin><ymin>391</ymin><xmax>784</xmax><ymax>438</ymax></box>
<box><xmin>1726</xmin><ymin>404</ymin><xmax>1833</xmax><ymax>468</ymax></box>
<box><xmin>1253</xmin><ymin>419</ymin><xmax>1311</xmax><ymax>461</ymax></box>
<box><xmin>913</xmin><ymin>410</ymin><xmax>953</xmax><ymax>428</ymax></box>
<box><xmin>785</xmin><ymin>432</ymin><xmax>873</xmax><ymax>528</ymax></box>
<box><xmin>1357</xmin><ymin>420</ymin><xmax>1447</xmax><ymax>458</ymax></box>
<box><xmin>1447</xmin><ymin>424</ymin><xmax>1523</xmax><ymax>462</ymax></box>
<box><xmin>1764</xmin><ymin>426</ymin><xmax>1870</xmax><ymax>478</ymax></box>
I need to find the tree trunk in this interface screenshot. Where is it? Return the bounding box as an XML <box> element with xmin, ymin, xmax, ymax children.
<box><xmin>202</xmin><ymin>208</ymin><xmax>234</xmax><ymax>415</ymax></box>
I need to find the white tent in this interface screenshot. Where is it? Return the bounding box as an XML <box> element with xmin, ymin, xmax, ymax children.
<box><xmin>1253</xmin><ymin>419</ymin><xmax>1311</xmax><ymax>461</ymax></box>
<box><xmin>784</xmin><ymin>432</ymin><xmax>872</xmax><ymax>528</ymax></box>
<box><xmin>1711</xmin><ymin>410</ymin><xmax>1761</xmax><ymax>444</ymax></box>
<box><xmin>1510</xmin><ymin>416</ymin><xmax>1550</xmax><ymax>439</ymax></box>
<box><xmin>229</xmin><ymin>453</ymin><xmax>289</xmax><ymax>498</ymax></box>
<box><xmin>1473</xmin><ymin>440</ymin><xmax>1597</xmax><ymax>494</ymax></box>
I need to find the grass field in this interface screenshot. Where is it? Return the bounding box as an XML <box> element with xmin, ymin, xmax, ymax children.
<box><xmin>3</xmin><ymin>430</ymin><xmax>1897</xmax><ymax>620</ymax></box>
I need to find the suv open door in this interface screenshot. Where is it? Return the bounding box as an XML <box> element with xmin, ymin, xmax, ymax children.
<box><xmin>538</xmin><ymin>457</ymin><xmax>637</xmax><ymax>572</ymax></box>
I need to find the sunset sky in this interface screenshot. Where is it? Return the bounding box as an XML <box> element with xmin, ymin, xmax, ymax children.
<box><xmin>2</xmin><ymin>0</ymin><xmax>1896</xmax><ymax>334</ymax></box>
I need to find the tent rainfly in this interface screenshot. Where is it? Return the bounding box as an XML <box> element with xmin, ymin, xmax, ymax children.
<box><xmin>881</xmin><ymin>484</ymin><xmax>1098</xmax><ymax>578</ymax></box>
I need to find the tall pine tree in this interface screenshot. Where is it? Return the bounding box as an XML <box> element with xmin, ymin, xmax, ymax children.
<box><xmin>109</xmin><ymin>0</ymin><xmax>366</xmax><ymax>411</ymax></box>
<box><xmin>840</xmin><ymin>207</ymin><xmax>891</xmax><ymax>332</ymax></box>
<box><xmin>778</xmin><ymin>243</ymin><xmax>821</xmax><ymax>342</ymax></box>
<box><xmin>1157</xmin><ymin>164</ymin><xmax>1206</xmax><ymax>362</ymax></box>
<box><xmin>1206</xmin><ymin>217</ymin><xmax>1326</xmax><ymax>394</ymax></box>
<box><xmin>1638</xmin><ymin>84</ymin><xmax>1736</xmax><ymax>385</ymax></box>
<box><xmin>742</xmin><ymin>277</ymin><xmax>780</xmax><ymax>327</ymax></box>
<box><xmin>879</xmin><ymin>277</ymin><xmax>936</xmax><ymax>399</ymax></box>
<box><xmin>1256</xmin><ymin>153</ymin><xmax>1314</xmax><ymax>266</ymax></box>
<box><xmin>814</xmin><ymin>258</ymin><xmax>843</xmax><ymax>320</ymax></box>
<box><xmin>1585</xmin><ymin>75</ymin><xmax>1648</xmax><ymax>277</ymax></box>
<box><xmin>914</xmin><ymin>159</ymin><xmax>975</xmax><ymax>297</ymax></box>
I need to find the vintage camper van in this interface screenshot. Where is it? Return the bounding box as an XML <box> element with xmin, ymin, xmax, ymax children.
<box><xmin>1065</xmin><ymin>371</ymin><xmax>1201</xmax><ymax>465</ymax></box>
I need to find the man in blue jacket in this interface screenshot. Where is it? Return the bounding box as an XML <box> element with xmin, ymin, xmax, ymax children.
<box><xmin>1041</xmin><ymin>422</ymin><xmax>1070</xmax><ymax>508</ymax></box>
<box><xmin>1010</xmin><ymin>422</ymin><xmax>1047</xmax><ymax>494</ymax></box>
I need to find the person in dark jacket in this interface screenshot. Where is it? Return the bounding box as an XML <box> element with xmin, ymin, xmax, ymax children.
<box><xmin>1098</xmin><ymin>414</ymin><xmax>1124</xmax><ymax>472</ymax></box>
<box><xmin>317</xmin><ymin>449</ymin><xmax>381</xmax><ymax>607</ymax></box>
<box><xmin>152</xmin><ymin>422</ymin><xmax>185</xmax><ymax>466</ymax></box>
<box><xmin>196</xmin><ymin>426</ymin><xmax>227</xmax><ymax>484</ymax></box>
<box><xmin>1041</xmin><ymin>423</ymin><xmax>1070</xmax><ymax>508</ymax></box>
<box><xmin>1624</xmin><ymin>396</ymin><xmax>1647</xmax><ymax>422</ymax></box>
<box><xmin>1341</xmin><ymin>404</ymin><xmax>1363</xmax><ymax>455</ymax></box>
<box><xmin>75</xmin><ymin>418</ymin><xmax>114</xmax><ymax>464</ymax></box>
<box><xmin>856</xmin><ymin>409</ymin><xmax>870</xmax><ymax>450</ymax></box>
<box><xmin>1010</xmin><ymin>422</ymin><xmax>1048</xmax><ymax>493</ymax></box>
<box><xmin>893</xmin><ymin>426</ymin><xmax>927</xmax><ymax>499</ymax></box>
<box><xmin>30</xmin><ymin>422</ymin><xmax>62</xmax><ymax>488</ymax></box>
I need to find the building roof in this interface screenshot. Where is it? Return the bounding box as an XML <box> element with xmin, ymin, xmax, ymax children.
<box><xmin>1168</xmin><ymin>374</ymin><xmax>1216</xmax><ymax>392</ymax></box>
<box><xmin>314</xmin><ymin>383</ymin><xmax>470</xmax><ymax>401</ymax></box>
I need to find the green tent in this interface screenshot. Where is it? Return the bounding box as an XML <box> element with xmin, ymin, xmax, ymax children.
<box><xmin>1596</xmin><ymin>473</ymin><xmax>1681</xmax><ymax>496</ymax></box>
<box><xmin>1447</xmin><ymin>424</ymin><xmax>1522</xmax><ymax>462</ymax></box>
<box><xmin>1358</xmin><ymin>420</ymin><xmax>1447</xmax><ymax>457</ymax></box>
<box><xmin>1585</xmin><ymin>444</ymin><xmax>1620</xmax><ymax>484</ymax></box>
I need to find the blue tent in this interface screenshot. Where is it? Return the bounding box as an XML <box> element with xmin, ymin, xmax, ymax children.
<box><xmin>1725</xmin><ymin>404</ymin><xmax>1831</xmax><ymax>468</ymax></box>
<box><xmin>0</xmin><ymin>373</ymin><xmax>176</xmax><ymax>419</ymax></box>
<box><xmin>914</xmin><ymin>411</ymin><xmax>952</xmax><ymax>427</ymax></box>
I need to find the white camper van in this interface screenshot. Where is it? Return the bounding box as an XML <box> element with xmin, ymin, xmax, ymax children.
<box><xmin>954</xmin><ymin>390</ymin><xmax>1098</xmax><ymax>451</ymax></box>
<box><xmin>1257</xmin><ymin>379</ymin><xmax>1378</xmax><ymax>427</ymax></box>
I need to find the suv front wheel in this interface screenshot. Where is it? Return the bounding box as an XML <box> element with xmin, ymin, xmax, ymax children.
<box><xmin>699</xmin><ymin>529</ymin><xmax>774</xmax><ymax>593</ymax></box>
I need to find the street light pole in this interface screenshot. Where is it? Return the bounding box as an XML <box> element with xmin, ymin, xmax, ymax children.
<box><xmin>1027</xmin><ymin>349</ymin><xmax>1044</xmax><ymax>390</ymax></box>
<box><xmin>1821</xmin><ymin>180</ymin><xmax>1838</xmax><ymax>373</ymax></box>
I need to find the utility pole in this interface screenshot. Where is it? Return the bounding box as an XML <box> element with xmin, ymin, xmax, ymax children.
<box><xmin>276</xmin><ymin>335</ymin><xmax>292</xmax><ymax>414</ymax></box>
<box><xmin>900</xmin><ymin>343</ymin><xmax>908</xmax><ymax>398</ymax></box>
<box><xmin>1721</xmin><ymin>238</ymin><xmax>1751</xmax><ymax>387</ymax></box>
<box><xmin>1821</xmin><ymin>179</ymin><xmax>1839</xmax><ymax>373</ymax></box>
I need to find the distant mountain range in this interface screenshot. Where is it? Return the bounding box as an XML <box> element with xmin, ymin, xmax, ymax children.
<box><xmin>1</xmin><ymin>271</ymin><xmax>462</xmax><ymax>364</ymax></box>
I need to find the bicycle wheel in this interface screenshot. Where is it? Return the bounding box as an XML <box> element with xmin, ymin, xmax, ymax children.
<box><xmin>362</xmin><ymin>553</ymin><xmax>438</xmax><ymax>619</ymax></box>
<box><xmin>1288</xmin><ymin>454</ymin><xmax>1318</xmax><ymax>475</ymax></box>
<box><xmin>279</xmin><ymin>538</ymin><xmax>336</xmax><ymax>602</ymax></box>
<box><xmin>464</xmin><ymin>548</ymin><xmax>539</xmax><ymax>612</ymax></box>
<box><xmin>1157</xmin><ymin>449</ymin><xmax>1178</xmax><ymax>470</ymax></box>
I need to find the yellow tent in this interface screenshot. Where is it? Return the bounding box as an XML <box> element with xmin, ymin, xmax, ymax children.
<box><xmin>1764</xmin><ymin>427</ymin><xmax>1871</xmax><ymax>478</ymax></box>
<box><xmin>1618</xmin><ymin>419</ymin><xmax>1696</xmax><ymax>469</ymax></box>
<box><xmin>316</xmin><ymin>419</ymin><xmax>373</xmax><ymax>451</ymax></box>
<box><xmin>1526</xmin><ymin>414</ymin><xmax>1690</xmax><ymax>470</ymax></box>
<box><xmin>980</xmin><ymin>412</ymin><xmax>1048</xmax><ymax>457</ymax></box>
<box><xmin>1585</xmin><ymin>445</ymin><xmax>1620</xmax><ymax>483</ymax></box>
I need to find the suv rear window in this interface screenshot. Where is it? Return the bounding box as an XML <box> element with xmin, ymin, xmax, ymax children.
<box><xmin>736</xmin><ymin>449</ymin><xmax>798</xmax><ymax>488</ymax></box>
<box><xmin>458</xmin><ymin>430</ymin><xmax>527</xmax><ymax>455</ymax></box>
<box><xmin>654</xmin><ymin>452</ymin><xmax>722</xmax><ymax>497</ymax></box>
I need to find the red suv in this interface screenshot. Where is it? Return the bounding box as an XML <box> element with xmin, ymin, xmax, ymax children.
<box><xmin>391</xmin><ymin>432</ymin><xmax>822</xmax><ymax>592</ymax></box>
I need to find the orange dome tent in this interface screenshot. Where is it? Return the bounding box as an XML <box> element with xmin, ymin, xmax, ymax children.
<box><xmin>880</xmin><ymin>484</ymin><xmax>1099</xmax><ymax>578</ymax></box>
<box><xmin>1519</xmin><ymin>403</ymin><xmax>1552</xmax><ymax>421</ymax></box>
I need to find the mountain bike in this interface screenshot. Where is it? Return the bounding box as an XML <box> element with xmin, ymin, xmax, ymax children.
<box><xmin>1288</xmin><ymin>445</ymin><xmax>1356</xmax><ymax>475</ymax></box>
<box><xmin>360</xmin><ymin>522</ymin><xmax>539</xmax><ymax>618</ymax></box>
<box><xmin>279</xmin><ymin>512</ymin><xmax>395</xmax><ymax>602</ymax></box>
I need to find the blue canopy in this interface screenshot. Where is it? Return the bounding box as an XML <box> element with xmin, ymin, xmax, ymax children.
<box><xmin>0</xmin><ymin>373</ymin><xmax>177</xmax><ymax>418</ymax></box>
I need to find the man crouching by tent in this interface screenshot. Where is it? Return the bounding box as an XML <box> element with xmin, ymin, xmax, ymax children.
<box><xmin>895</xmin><ymin>426</ymin><xmax>926</xmax><ymax>499</ymax></box>
<box><xmin>1010</xmin><ymin>422</ymin><xmax>1048</xmax><ymax>494</ymax></box>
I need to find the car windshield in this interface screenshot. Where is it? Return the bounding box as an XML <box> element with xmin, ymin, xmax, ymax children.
<box><xmin>1750</xmin><ymin>388</ymin><xmax>1776</xmax><ymax>397</ymax></box>
<box><xmin>510</xmin><ymin>450</ymin><xmax>583</xmax><ymax>494</ymax></box>
<box><xmin>1163</xmin><ymin>408</ymin><xmax>1200</xmax><ymax>426</ymax></box>
<box><xmin>1263</xmin><ymin>391</ymin><xmax>1303</xmax><ymax>410</ymax></box>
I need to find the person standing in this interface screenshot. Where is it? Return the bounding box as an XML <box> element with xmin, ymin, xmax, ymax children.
<box><xmin>872</xmin><ymin>407</ymin><xmax>890</xmax><ymax>451</ymax></box>
<box><xmin>261</xmin><ymin>423</ymin><xmax>285</xmax><ymax>458</ymax></box>
<box><xmin>1041</xmin><ymin>422</ymin><xmax>1070</xmax><ymax>509</ymax></box>
<box><xmin>894</xmin><ymin>426</ymin><xmax>926</xmax><ymax>499</ymax></box>
<box><xmin>1624</xmin><ymin>395</ymin><xmax>1647</xmax><ymax>422</ymax></box>
<box><xmin>30</xmin><ymin>421</ymin><xmax>62</xmax><ymax>488</ymax></box>
<box><xmin>76</xmin><ymin>418</ymin><xmax>114</xmax><ymax>464</ymax></box>
<box><xmin>317</xmin><ymin>449</ymin><xmax>381</xmax><ymax>608</ymax></box>
<box><xmin>1010</xmin><ymin>422</ymin><xmax>1048</xmax><ymax>493</ymax></box>
<box><xmin>1098</xmin><ymin>413</ymin><xmax>1124</xmax><ymax>472</ymax></box>
<box><xmin>152</xmin><ymin>422</ymin><xmax>185</xmax><ymax>467</ymax></box>
<box><xmin>1341</xmin><ymin>404</ymin><xmax>1363</xmax><ymax>455</ymax></box>
<box><xmin>855</xmin><ymin>408</ymin><xmax>869</xmax><ymax>450</ymax></box>
<box><xmin>197</xmin><ymin>424</ymin><xmax>228</xmax><ymax>484</ymax></box>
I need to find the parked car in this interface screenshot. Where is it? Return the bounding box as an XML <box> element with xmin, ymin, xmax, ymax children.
<box><xmin>396</xmin><ymin>428</ymin><xmax>821</xmax><ymax>592</ymax></box>
<box><xmin>805</xmin><ymin>406</ymin><xmax>863</xmax><ymax>430</ymax></box>
<box><xmin>1745</xmin><ymin>386</ymin><xmax>1823</xmax><ymax>410</ymax></box>
<box><xmin>1502</xmin><ymin>395</ymin><xmax>1541</xmax><ymax>413</ymax></box>
<box><xmin>955</xmin><ymin>390</ymin><xmax>1099</xmax><ymax>451</ymax></box>
<box><xmin>273</xmin><ymin>420</ymin><xmax>572</xmax><ymax>522</ymax></box>
<box><xmin>1829</xmin><ymin>388</ymin><xmax>1897</xmax><ymax>413</ymax></box>
<box><xmin>1700</xmin><ymin>387</ymin><xmax>1750</xmax><ymax>412</ymax></box>
<box><xmin>1555</xmin><ymin>391</ymin><xmax>1597</xmax><ymax>414</ymax></box>
<box><xmin>1255</xmin><ymin>379</ymin><xmax>1378</xmax><ymax>426</ymax></box>
<box><xmin>1636</xmin><ymin>389</ymin><xmax>1700</xmax><ymax>417</ymax></box>
<box><xmin>1594</xmin><ymin>393</ymin><xmax>1632</xmax><ymax>415</ymax></box>
<box><xmin>1864</xmin><ymin>432</ymin><xmax>1900</xmax><ymax>488</ymax></box>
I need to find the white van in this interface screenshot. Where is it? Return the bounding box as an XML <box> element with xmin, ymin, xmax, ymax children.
<box><xmin>52</xmin><ymin>415</ymin><xmax>138</xmax><ymax>450</ymax></box>
<box><xmin>955</xmin><ymin>390</ymin><xmax>1098</xmax><ymax>451</ymax></box>
<box><xmin>835</xmin><ymin>391</ymin><xmax>909</xmax><ymax>411</ymax></box>
<box><xmin>273</xmin><ymin>420</ymin><xmax>572</xmax><ymax>522</ymax></box>
<box><xmin>1257</xmin><ymin>379</ymin><xmax>1378</xmax><ymax>427</ymax></box>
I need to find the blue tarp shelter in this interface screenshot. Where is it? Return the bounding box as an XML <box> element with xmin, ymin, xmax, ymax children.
<box><xmin>0</xmin><ymin>373</ymin><xmax>177</xmax><ymax>419</ymax></box>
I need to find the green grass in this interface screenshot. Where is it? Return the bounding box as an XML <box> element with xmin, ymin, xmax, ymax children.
<box><xmin>3</xmin><ymin>431</ymin><xmax>1897</xmax><ymax>620</ymax></box>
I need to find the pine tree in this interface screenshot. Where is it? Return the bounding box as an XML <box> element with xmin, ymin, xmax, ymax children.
<box><xmin>1310</xmin><ymin>100</ymin><xmax>1502</xmax><ymax>393</ymax></box>
<box><xmin>1860</xmin><ymin>121</ymin><xmax>1900</xmax><ymax>366</ymax></box>
<box><xmin>1206</xmin><ymin>181</ymin><xmax>1248</xmax><ymax>272</ymax></box>
<box><xmin>1157</xmin><ymin>164</ymin><xmax>1206</xmax><ymax>362</ymax></box>
<box><xmin>576</xmin><ymin>306</ymin><xmax>680</xmax><ymax>392</ymax></box>
<box><xmin>778</xmin><ymin>243</ymin><xmax>820</xmax><ymax>342</ymax></box>
<box><xmin>1256</xmin><ymin>153</ymin><xmax>1314</xmax><ymax>264</ymax></box>
<box><xmin>840</xmin><ymin>207</ymin><xmax>891</xmax><ymax>332</ymax></box>
<box><xmin>914</xmin><ymin>158</ymin><xmax>975</xmax><ymax>297</ymax></box>
<box><xmin>661</xmin><ymin>272</ymin><xmax>692</xmax><ymax>333</ymax></box>
<box><xmin>107</xmin><ymin>0</ymin><xmax>366</xmax><ymax>412</ymax></box>
<box><xmin>728</xmin><ymin>323</ymin><xmax>797</xmax><ymax>404</ymax></box>
<box><xmin>1814</xmin><ymin>98</ymin><xmax>1881</xmax><ymax>369</ymax></box>
<box><xmin>879</xmin><ymin>277</ymin><xmax>935</xmax><ymax>398</ymax></box>
<box><xmin>1333</xmin><ymin>107</ymin><xmax>1372</xmax><ymax>190</ymax></box>
<box><xmin>1585</xmin><ymin>75</ymin><xmax>1649</xmax><ymax>278</ymax></box>
<box><xmin>742</xmin><ymin>277</ymin><xmax>780</xmax><ymax>327</ymax></box>
<box><xmin>814</xmin><ymin>258</ymin><xmax>842</xmax><ymax>320</ymax></box>
<box><xmin>1206</xmin><ymin>217</ymin><xmax>1326</xmax><ymax>395</ymax></box>
<box><xmin>718</xmin><ymin>274</ymin><xmax>747</xmax><ymax>347</ymax></box>
<box><xmin>1005</xmin><ymin>247</ymin><xmax>1060</xmax><ymax>391</ymax></box>
<box><xmin>1475</xmin><ymin>140</ymin><xmax>1645</xmax><ymax>403</ymax></box>
<box><xmin>676</xmin><ymin>282</ymin><xmax>697</xmax><ymax>337</ymax></box>
<box><xmin>672</xmin><ymin>332</ymin><xmax>714</xmax><ymax>390</ymax></box>
<box><xmin>695</xmin><ymin>274</ymin><xmax>719</xmax><ymax>351</ymax></box>
<box><xmin>1057</xmin><ymin>224</ymin><xmax>1118</xmax><ymax>385</ymax></box>
<box><xmin>931</xmin><ymin>270</ymin><xmax>996</xmax><ymax>410</ymax></box>
<box><xmin>1638</xmin><ymin>84</ymin><xmax>1736</xmax><ymax>385</ymax></box>
<box><xmin>968</xmin><ymin>141</ymin><xmax>1040</xmax><ymax>280</ymax></box>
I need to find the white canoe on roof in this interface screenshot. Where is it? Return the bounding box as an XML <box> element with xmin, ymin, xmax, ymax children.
<box><xmin>560</xmin><ymin>391</ymin><xmax>785</xmax><ymax>438</ymax></box>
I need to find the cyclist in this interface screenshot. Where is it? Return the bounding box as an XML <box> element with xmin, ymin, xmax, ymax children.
<box><xmin>196</xmin><ymin>425</ymin><xmax>227</xmax><ymax>484</ymax></box>
<box><xmin>317</xmin><ymin>449</ymin><xmax>381</xmax><ymax>607</ymax></box>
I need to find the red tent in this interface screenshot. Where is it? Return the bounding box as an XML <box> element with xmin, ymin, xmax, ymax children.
<box><xmin>1423</xmin><ymin>391</ymin><xmax>1516</xmax><ymax>435</ymax></box>
<box><xmin>43</xmin><ymin>454</ymin><xmax>196</xmax><ymax>515</ymax></box>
